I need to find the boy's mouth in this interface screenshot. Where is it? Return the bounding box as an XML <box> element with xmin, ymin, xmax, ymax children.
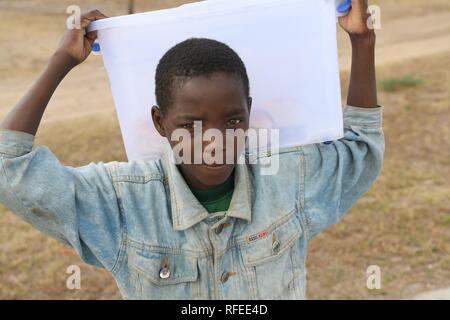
<box><xmin>204</xmin><ymin>163</ymin><xmax>227</xmax><ymax>170</ymax></box>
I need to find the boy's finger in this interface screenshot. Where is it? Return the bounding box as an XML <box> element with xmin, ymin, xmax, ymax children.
<box><xmin>80</xmin><ymin>10</ymin><xmax>108</xmax><ymax>29</ymax></box>
<box><xmin>81</xmin><ymin>9</ymin><xmax>108</xmax><ymax>21</ymax></box>
<box><xmin>85</xmin><ymin>30</ymin><xmax>98</xmax><ymax>46</ymax></box>
<box><xmin>351</xmin><ymin>0</ymin><xmax>369</xmax><ymax>11</ymax></box>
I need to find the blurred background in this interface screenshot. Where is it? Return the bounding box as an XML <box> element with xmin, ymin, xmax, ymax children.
<box><xmin>0</xmin><ymin>0</ymin><xmax>449</xmax><ymax>299</ymax></box>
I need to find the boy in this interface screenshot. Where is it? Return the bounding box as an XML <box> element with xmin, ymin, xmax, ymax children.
<box><xmin>0</xmin><ymin>0</ymin><xmax>384</xmax><ymax>299</ymax></box>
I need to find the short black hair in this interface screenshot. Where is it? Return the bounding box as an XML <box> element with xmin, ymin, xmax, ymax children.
<box><xmin>155</xmin><ymin>37</ymin><xmax>250</xmax><ymax>113</ymax></box>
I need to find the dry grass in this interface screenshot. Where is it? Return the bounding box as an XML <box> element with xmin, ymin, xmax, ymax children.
<box><xmin>0</xmin><ymin>0</ymin><xmax>449</xmax><ymax>300</ymax></box>
<box><xmin>307</xmin><ymin>53</ymin><xmax>450</xmax><ymax>299</ymax></box>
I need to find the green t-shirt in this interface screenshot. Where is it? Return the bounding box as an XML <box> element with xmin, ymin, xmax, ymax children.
<box><xmin>191</xmin><ymin>172</ymin><xmax>235</xmax><ymax>213</ymax></box>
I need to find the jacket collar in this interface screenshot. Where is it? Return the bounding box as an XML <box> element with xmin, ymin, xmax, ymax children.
<box><xmin>163</xmin><ymin>147</ymin><xmax>252</xmax><ymax>231</ymax></box>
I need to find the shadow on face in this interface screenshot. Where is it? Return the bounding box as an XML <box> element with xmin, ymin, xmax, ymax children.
<box><xmin>152</xmin><ymin>71</ymin><xmax>252</xmax><ymax>189</ymax></box>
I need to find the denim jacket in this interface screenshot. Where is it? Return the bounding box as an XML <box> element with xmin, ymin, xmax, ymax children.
<box><xmin>0</xmin><ymin>105</ymin><xmax>384</xmax><ymax>300</ymax></box>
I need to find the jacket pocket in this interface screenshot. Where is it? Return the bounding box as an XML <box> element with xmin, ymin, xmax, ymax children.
<box><xmin>128</xmin><ymin>248</ymin><xmax>199</xmax><ymax>299</ymax></box>
<box><xmin>238</xmin><ymin>210</ymin><xmax>304</xmax><ymax>299</ymax></box>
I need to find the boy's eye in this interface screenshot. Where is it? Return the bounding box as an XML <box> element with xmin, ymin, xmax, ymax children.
<box><xmin>180</xmin><ymin>123</ymin><xmax>197</xmax><ymax>129</ymax></box>
<box><xmin>227</xmin><ymin>119</ymin><xmax>242</xmax><ymax>126</ymax></box>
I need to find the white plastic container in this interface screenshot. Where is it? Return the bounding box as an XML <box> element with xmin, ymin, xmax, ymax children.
<box><xmin>88</xmin><ymin>0</ymin><xmax>344</xmax><ymax>160</ymax></box>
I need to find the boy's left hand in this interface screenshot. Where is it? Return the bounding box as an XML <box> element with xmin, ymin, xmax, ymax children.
<box><xmin>338</xmin><ymin>0</ymin><xmax>374</xmax><ymax>38</ymax></box>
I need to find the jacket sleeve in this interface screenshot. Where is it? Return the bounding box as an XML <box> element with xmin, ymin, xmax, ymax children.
<box><xmin>0</xmin><ymin>129</ymin><xmax>124</xmax><ymax>271</ymax></box>
<box><xmin>301</xmin><ymin>105</ymin><xmax>385</xmax><ymax>239</ymax></box>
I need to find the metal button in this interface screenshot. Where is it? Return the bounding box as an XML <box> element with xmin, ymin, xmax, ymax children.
<box><xmin>272</xmin><ymin>239</ymin><xmax>281</xmax><ymax>254</ymax></box>
<box><xmin>159</xmin><ymin>256</ymin><xmax>170</xmax><ymax>279</ymax></box>
<box><xmin>159</xmin><ymin>267</ymin><xmax>170</xmax><ymax>279</ymax></box>
<box><xmin>221</xmin><ymin>272</ymin><xmax>229</xmax><ymax>283</ymax></box>
<box><xmin>220</xmin><ymin>271</ymin><xmax>236</xmax><ymax>284</ymax></box>
<box><xmin>215</xmin><ymin>224</ymin><xmax>224</xmax><ymax>235</ymax></box>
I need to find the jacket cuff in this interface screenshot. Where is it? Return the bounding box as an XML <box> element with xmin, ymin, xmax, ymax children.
<box><xmin>343</xmin><ymin>105</ymin><xmax>383</xmax><ymax>129</ymax></box>
<box><xmin>0</xmin><ymin>129</ymin><xmax>35</xmax><ymax>157</ymax></box>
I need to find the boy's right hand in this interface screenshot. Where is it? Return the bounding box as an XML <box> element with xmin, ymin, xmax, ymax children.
<box><xmin>54</xmin><ymin>9</ymin><xmax>108</xmax><ymax>68</ymax></box>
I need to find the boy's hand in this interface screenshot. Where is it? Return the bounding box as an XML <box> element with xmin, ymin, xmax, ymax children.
<box><xmin>54</xmin><ymin>9</ymin><xmax>108</xmax><ymax>68</ymax></box>
<box><xmin>1</xmin><ymin>10</ymin><xmax>108</xmax><ymax>135</ymax></box>
<box><xmin>338</xmin><ymin>0</ymin><xmax>375</xmax><ymax>41</ymax></box>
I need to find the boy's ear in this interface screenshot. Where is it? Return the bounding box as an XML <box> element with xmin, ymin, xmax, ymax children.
<box><xmin>151</xmin><ymin>105</ymin><xmax>166</xmax><ymax>138</ymax></box>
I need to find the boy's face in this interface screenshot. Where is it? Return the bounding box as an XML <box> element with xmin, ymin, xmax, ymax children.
<box><xmin>152</xmin><ymin>71</ymin><xmax>252</xmax><ymax>189</ymax></box>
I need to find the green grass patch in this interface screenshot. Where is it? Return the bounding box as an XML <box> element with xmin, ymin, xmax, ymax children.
<box><xmin>380</xmin><ymin>75</ymin><xmax>424</xmax><ymax>92</ymax></box>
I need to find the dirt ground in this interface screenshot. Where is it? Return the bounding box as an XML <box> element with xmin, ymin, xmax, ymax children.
<box><xmin>0</xmin><ymin>0</ymin><xmax>449</xmax><ymax>299</ymax></box>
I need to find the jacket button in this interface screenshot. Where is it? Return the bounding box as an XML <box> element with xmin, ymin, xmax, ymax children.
<box><xmin>159</xmin><ymin>267</ymin><xmax>170</xmax><ymax>279</ymax></box>
<box><xmin>272</xmin><ymin>239</ymin><xmax>281</xmax><ymax>254</ymax></box>
<box><xmin>220</xmin><ymin>271</ymin><xmax>236</xmax><ymax>283</ymax></box>
<box><xmin>221</xmin><ymin>272</ymin><xmax>229</xmax><ymax>283</ymax></box>
<box><xmin>215</xmin><ymin>224</ymin><xmax>224</xmax><ymax>235</ymax></box>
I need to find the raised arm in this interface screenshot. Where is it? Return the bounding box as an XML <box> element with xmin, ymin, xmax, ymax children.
<box><xmin>300</xmin><ymin>1</ymin><xmax>384</xmax><ymax>239</ymax></box>
<box><xmin>0</xmin><ymin>10</ymin><xmax>107</xmax><ymax>135</ymax></box>
<box><xmin>339</xmin><ymin>0</ymin><xmax>378</xmax><ymax>108</ymax></box>
<box><xmin>0</xmin><ymin>10</ymin><xmax>124</xmax><ymax>270</ymax></box>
